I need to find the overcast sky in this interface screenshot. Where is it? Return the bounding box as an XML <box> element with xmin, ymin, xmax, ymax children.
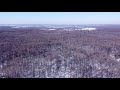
<box><xmin>0</xmin><ymin>12</ymin><xmax>120</xmax><ymax>24</ymax></box>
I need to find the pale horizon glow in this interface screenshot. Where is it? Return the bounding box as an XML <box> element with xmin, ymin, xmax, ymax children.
<box><xmin>0</xmin><ymin>12</ymin><xmax>120</xmax><ymax>24</ymax></box>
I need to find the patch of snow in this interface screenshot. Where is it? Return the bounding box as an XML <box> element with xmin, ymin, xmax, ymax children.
<box><xmin>94</xmin><ymin>63</ymin><xmax>101</xmax><ymax>69</ymax></box>
<box><xmin>75</xmin><ymin>29</ymin><xmax>81</xmax><ymax>30</ymax></box>
<box><xmin>63</xmin><ymin>29</ymin><xmax>73</xmax><ymax>31</ymax></box>
<box><xmin>49</xmin><ymin>29</ymin><xmax>56</xmax><ymax>30</ymax></box>
<box><xmin>110</xmin><ymin>54</ymin><xmax>115</xmax><ymax>59</ymax></box>
<box><xmin>81</xmin><ymin>28</ymin><xmax>96</xmax><ymax>31</ymax></box>
<box><xmin>116</xmin><ymin>58</ymin><xmax>120</xmax><ymax>62</ymax></box>
<box><xmin>57</xmin><ymin>68</ymin><xmax>72</xmax><ymax>78</ymax></box>
<box><xmin>63</xmin><ymin>27</ymin><xmax>96</xmax><ymax>31</ymax></box>
<box><xmin>109</xmin><ymin>54</ymin><xmax>120</xmax><ymax>62</ymax></box>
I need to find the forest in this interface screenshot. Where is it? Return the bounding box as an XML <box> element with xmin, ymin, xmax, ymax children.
<box><xmin>0</xmin><ymin>26</ymin><xmax>120</xmax><ymax>78</ymax></box>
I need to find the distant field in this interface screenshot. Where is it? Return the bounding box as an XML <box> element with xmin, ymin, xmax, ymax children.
<box><xmin>0</xmin><ymin>25</ymin><xmax>120</xmax><ymax>78</ymax></box>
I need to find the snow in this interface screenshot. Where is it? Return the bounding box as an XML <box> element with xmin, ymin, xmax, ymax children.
<box><xmin>116</xmin><ymin>58</ymin><xmax>120</xmax><ymax>62</ymax></box>
<box><xmin>81</xmin><ymin>28</ymin><xmax>96</xmax><ymax>31</ymax></box>
<box><xmin>63</xmin><ymin>29</ymin><xmax>73</xmax><ymax>31</ymax></box>
<box><xmin>63</xmin><ymin>27</ymin><xmax>97</xmax><ymax>31</ymax></box>
<box><xmin>94</xmin><ymin>63</ymin><xmax>101</xmax><ymax>69</ymax></box>
<box><xmin>58</xmin><ymin>70</ymin><xmax>71</xmax><ymax>78</ymax></box>
<box><xmin>75</xmin><ymin>29</ymin><xmax>81</xmax><ymax>30</ymax></box>
<box><xmin>49</xmin><ymin>29</ymin><xmax>56</xmax><ymax>30</ymax></box>
<box><xmin>109</xmin><ymin>54</ymin><xmax>120</xmax><ymax>62</ymax></box>
<box><xmin>110</xmin><ymin>54</ymin><xmax>115</xmax><ymax>59</ymax></box>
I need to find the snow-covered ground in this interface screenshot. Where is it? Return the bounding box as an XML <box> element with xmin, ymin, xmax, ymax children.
<box><xmin>109</xmin><ymin>54</ymin><xmax>120</xmax><ymax>62</ymax></box>
<box><xmin>49</xmin><ymin>29</ymin><xmax>56</xmax><ymax>30</ymax></box>
<box><xmin>64</xmin><ymin>28</ymin><xmax>96</xmax><ymax>31</ymax></box>
<box><xmin>0</xmin><ymin>24</ymin><xmax>98</xmax><ymax>31</ymax></box>
<box><xmin>81</xmin><ymin>28</ymin><xmax>96</xmax><ymax>31</ymax></box>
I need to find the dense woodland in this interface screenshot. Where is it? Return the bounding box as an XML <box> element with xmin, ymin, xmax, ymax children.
<box><xmin>1</xmin><ymin>26</ymin><xmax>120</xmax><ymax>78</ymax></box>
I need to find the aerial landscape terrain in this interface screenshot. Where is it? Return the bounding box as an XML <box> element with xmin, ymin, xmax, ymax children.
<box><xmin>1</xmin><ymin>24</ymin><xmax>120</xmax><ymax>78</ymax></box>
<box><xmin>1</xmin><ymin>12</ymin><xmax>120</xmax><ymax>78</ymax></box>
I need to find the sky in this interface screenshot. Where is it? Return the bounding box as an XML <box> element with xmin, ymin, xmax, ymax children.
<box><xmin>0</xmin><ymin>12</ymin><xmax>120</xmax><ymax>24</ymax></box>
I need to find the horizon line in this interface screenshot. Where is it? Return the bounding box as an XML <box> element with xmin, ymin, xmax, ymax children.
<box><xmin>0</xmin><ymin>23</ymin><xmax>120</xmax><ymax>25</ymax></box>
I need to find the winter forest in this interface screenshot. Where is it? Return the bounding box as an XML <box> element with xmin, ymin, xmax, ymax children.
<box><xmin>0</xmin><ymin>24</ymin><xmax>120</xmax><ymax>78</ymax></box>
